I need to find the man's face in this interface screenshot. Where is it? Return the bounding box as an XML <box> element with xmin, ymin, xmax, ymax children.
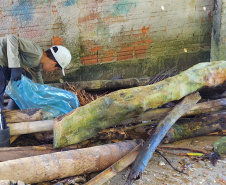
<box><xmin>41</xmin><ymin>59</ymin><xmax>60</xmax><ymax>72</ymax></box>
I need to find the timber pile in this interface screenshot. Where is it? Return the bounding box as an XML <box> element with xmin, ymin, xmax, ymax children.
<box><xmin>0</xmin><ymin>61</ymin><xmax>226</xmax><ymax>184</ymax></box>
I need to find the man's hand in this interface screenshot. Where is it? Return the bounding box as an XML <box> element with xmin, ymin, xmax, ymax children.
<box><xmin>10</xmin><ymin>68</ymin><xmax>25</xmax><ymax>81</ymax></box>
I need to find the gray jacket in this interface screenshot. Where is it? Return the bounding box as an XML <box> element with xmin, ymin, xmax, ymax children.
<box><xmin>0</xmin><ymin>35</ymin><xmax>44</xmax><ymax>84</ymax></box>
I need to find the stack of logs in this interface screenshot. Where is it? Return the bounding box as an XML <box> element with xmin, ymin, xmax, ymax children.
<box><xmin>0</xmin><ymin>61</ymin><xmax>226</xmax><ymax>184</ymax></box>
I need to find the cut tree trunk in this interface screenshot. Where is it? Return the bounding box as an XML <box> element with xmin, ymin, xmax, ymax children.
<box><xmin>86</xmin><ymin>143</ymin><xmax>143</xmax><ymax>185</ymax></box>
<box><xmin>0</xmin><ymin>144</ymin><xmax>91</xmax><ymax>161</ymax></box>
<box><xmin>0</xmin><ymin>140</ymin><xmax>140</xmax><ymax>184</ymax></box>
<box><xmin>3</xmin><ymin>108</ymin><xmax>42</xmax><ymax>123</ymax></box>
<box><xmin>162</xmin><ymin>111</ymin><xmax>226</xmax><ymax>143</ymax></box>
<box><xmin>54</xmin><ymin>61</ymin><xmax>226</xmax><ymax>148</ymax></box>
<box><xmin>49</xmin><ymin>77</ymin><xmax>152</xmax><ymax>91</ymax></box>
<box><xmin>122</xmin><ymin>98</ymin><xmax>226</xmax><ymax>124</ymax></box>
<box><xmin>8</xmin><ymin>120</ymin><xmax>54</xmax><ymax>136</ymax></box>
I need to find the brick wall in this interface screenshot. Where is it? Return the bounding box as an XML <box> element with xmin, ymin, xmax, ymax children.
<box><xmin>0</xmin><ymin>0</ymin><xmax>214</xmax><ymax>81</ymax></box>
<box><xmin>78</xmin><ymin>0</ymin><xmax>213</xmax><ymax>66</ymax></box>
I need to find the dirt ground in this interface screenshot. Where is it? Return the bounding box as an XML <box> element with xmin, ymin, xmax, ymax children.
<box><xmin>103</xmin><ymin>136</ymin><xmax>226</xmax><ymax>185</ymax></box>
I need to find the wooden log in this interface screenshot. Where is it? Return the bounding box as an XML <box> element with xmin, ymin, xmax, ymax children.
<box><xmin>3</xmin><ymin>108</ymin><xmax>42</xmax><ymax>123</ymax></box>
<box><xmin>49</xmin><ymin>77</ymin><xmax>151</xmax><ymax>91</ymax></box>
<box><xmin>162</xmin><ymin>111</ymin><xmax>226</xmax><ymax>143</ymax></box>
<box><xmin>0</xmin><ymin>144</ymin><xmax>88</xmax><ymax>161</ymax></box>
<box><xmin>8</xmin><ymin>120</ymin><xmax>54</xmax><ymax>136</ymax></box>
<box><xmin>86</xmin><ymin>142</ymin><xmax>143</xmax><ymax>185</ymax></box>
<box><xmin>126</xmin><ymin>92</ymin><xmax>201</xmax><ymax>185</ymax></box>
<box><xmin>54</xmin><ymin>61</ymin><xmax>226</xmax><ymax>148</ymax></box>
<box><xmin>122</xmin><ymin>98</ymin><xmax>226</xmax><ymax>124</ymax></box>
<box><xmin>0</xmin><ymin>140</ymin><xmax>140</xmax><ymax>184</ymax></box>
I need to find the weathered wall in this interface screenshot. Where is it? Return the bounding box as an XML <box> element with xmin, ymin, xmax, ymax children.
<box><xmin>0</xmin><ymin>0</ymin><xmax>214</xmax><ymax>82</ymax></box>
<box><xmin>211</xmin><ymin>0</ymin><xmax>226</xmax><ymax>61</ymax></box>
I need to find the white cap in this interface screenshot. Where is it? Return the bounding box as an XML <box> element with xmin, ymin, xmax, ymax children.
<box><xmin>50</xmin><ymin>45</ymin><xmax>71</xmax><ymax>76</ymax></box>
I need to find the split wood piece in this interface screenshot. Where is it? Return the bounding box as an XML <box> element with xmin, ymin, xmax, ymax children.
<box><xmin>86</xmin><ymin>142</ymin><xmax>143</xmax><ymax>185</ymax></box>
<box><xmin>123</xmin><ymin>98</ymin><xmax>226</xmax><ymax>124</ymax></box>
<box><xmin>49</xmin><ymin>77</ymin><xmax>152</xmax><ymax>91</ymax></box>
<box><xmin>54</xmin><ymin>61</ymin><xmax>226</xmax><ymax>148</ymax></box>
<box><xmin>10</xmin><ymin>136</ymin><xmax>19</xmax><ymax>144</ymax></box>
<box><xmin>0</xmin><ymin>140</ymin><xmax>140</xmax><ymax>184</ymax></box>
<box><xmin>8</xmin><ymin>120</ymin><xmax>54</xmax><ymax>136</ymax></box>
<box><xmin>126</xmin><ymin>92</ymin><xmax>201</xmax><ymax>185</ymax></box>
<box><xmin>162</xmin><ymin>111</ymin><xmax>226</xmax><ymax>143</ymax></box>
<box><xmin>3</xmin><ymin>108</ymin><xmax>42</xmax><ymax>123</ymax></box>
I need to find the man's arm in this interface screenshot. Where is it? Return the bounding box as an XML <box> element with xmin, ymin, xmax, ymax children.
<box><xmin>7</xmin><ymin>35</ymin><xmax>21</xmax><ymax>68</ymax></box>
<box><xmin>28</xmin><ymin>66</ymin><xmax>44</xmax><ymax>84</ymax></box>
<box><xmin>6</xmin><ymin>35</ymin><xmax>44</xmax><ymax>83</ymax></box>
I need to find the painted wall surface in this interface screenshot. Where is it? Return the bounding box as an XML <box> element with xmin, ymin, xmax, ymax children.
<box><xmin>211</xmin><ymin>0</ymin><xmax>226</xmax><ymax>62</ymax></box>
<box><xmin>0</xmin><ymin>0</ymin><xmax>213</xmax><ymax>82</ymax></box>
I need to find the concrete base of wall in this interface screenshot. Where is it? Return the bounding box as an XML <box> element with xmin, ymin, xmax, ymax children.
<box><xmin>52</xmin><ymin>50</ymin><xmax>210</xmax><ymax>82</ymax></box>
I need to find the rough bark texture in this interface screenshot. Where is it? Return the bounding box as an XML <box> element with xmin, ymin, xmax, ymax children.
<box><xmin>49</xmin><ymin>77</ymin><xmax>151</xmax><ymax>91</ymax></box>
<box><xmin>54</xmin><ymin>61</ymin><xmax>226</xmax><ymax>148</ymax></box>
<box><xmin>122</xmin><ymin>98</ymin><xmax>226</xmax><ymax>124</ymax></box>
<box><xmin>86</xmin><ymin>143</ymin><xmax>143</xmax><ymax>185</ymax></box>
<box><xmin>126</xmin><ymin>93</ymin><xmax>201</xmax><ymax>185</ymax></box>
<box><xmin>3</xmin><ymin>108</ymin><xmax>42</xmax><ymax>123</ymax></box>
<box><xmin>0</xmin><ymin>140</ymin><xmax>139</xmax><ymax>184</ymax></box>
<box><xmin>162</xmin><ymin>111</ymin><xmax>226</xmax><ymax>143</ymax></box>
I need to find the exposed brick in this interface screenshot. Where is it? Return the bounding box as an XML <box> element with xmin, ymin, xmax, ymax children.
<box><xmin>90</xmin><ymin>46</ymin><xmax>102</xmax><ymax>52</ymax></box>
<box><xmin>104</xmin><ymin>50</ymin><xmax>115</xmax><ymax>54</ymax></box>
<box><xmin>53</xmin><ymin>36</ymin><xmax>63</xmax><ymax>45</ymax></box>
<box><xmin>120</xmin><ymin>47</ymin><xmax>134</xmax><ymax>52</ymax></box>
<box><xmin>102</xmin><ymin>55</ymin><xmax>115</xmax><ymax>62</ymax></box>
<box><xmin>117</xmin><ymin>54</ymin><xmax>133</xmax><ymax>61</ymax></box>
<box><xmin>135</xmin><ymin>45</ymin><xmax>148</xmax><ymax>51</ymax></box>
<box><xmin>118</xmin><ymin>50</ymin><xmax>133</xmax><ymax>57</ymax></box>
<box><xmin>83</xmin><ymin>59</ymin><xmax>99</xmax><ymax>65</ymax></box>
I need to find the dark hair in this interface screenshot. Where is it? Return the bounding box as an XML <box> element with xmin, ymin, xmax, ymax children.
<box><xmin>45</xmin><ymin>49</ymin><xmax>61</xmax><ymax>68</ymax></box>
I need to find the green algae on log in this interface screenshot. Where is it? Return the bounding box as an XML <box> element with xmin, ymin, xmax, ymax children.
<box><xmin>162</xmin><ymin>111</ymin><xmax>226</xmax><ymax>143</ymax></box>
<box><xmin>54</xmin><ymin>61</ymin><xmax>226</xmax><ymax>148</ymax></box>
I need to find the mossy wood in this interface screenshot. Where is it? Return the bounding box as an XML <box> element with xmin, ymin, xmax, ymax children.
<box><xmin>162</xmin><ymin>111</ymin><xmax>226</xmax><ymax>143</ymax></box>
<box><xmin>54</xmin><ymin>61</ymin><xmax>226</xmax><ymax>148</ymax></box>
<box><xmin>123</xmin><ymin>98</ymin><xmax>226</xmax><ymax>124</ymax></box>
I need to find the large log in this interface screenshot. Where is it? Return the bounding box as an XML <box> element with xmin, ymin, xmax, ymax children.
<box><xmin>122</xmin><ymin>98</ymin><xmax>226</xmax><ymax>124</ymax></box>
<box><xmin>86</xmin><ymin>143</ymin><xmax>143</xmax><ymax>185</ymax></box>
<box><xmin>49</xmin><ymin>77</ymin><xmax>151</xmax><ymax>91</ymax></box>
<box><xmin>0</xmin><ymin>140</ymin><xmax>140</xmax><ymax>184</ymax></box>
<box><xmin>162</xmin><ymin>111</ymin><xmax>226</xmax><ymax>143</ymax></box>
<box><xmin>54</xmin><ymin>61</ymin><xmax>226</xmax><ymax>148</ymax></box>
<box><xmin>3</xmin><ymin>108</ymin><xmax>42</xmax><ymax>123</ymax></box>
<box><xmin>0</xmin><ymin>144</ymin><xmax>90</xmax><ymax>161</ymax></box>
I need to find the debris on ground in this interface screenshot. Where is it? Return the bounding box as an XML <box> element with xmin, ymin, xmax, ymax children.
<box><xmin>0</xmin><ymin>61</ymin><xmax>226</xmax><ymax>184</ymax></box>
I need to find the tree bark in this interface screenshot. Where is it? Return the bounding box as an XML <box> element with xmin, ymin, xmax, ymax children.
<box><xmin>8</xmin><ymin>120</ymin><xmax>54</xmax><ymax>136</ymax></box>
<box><xmin>3</xmin><ymin>108</ymin><xmax>42</xmax><ymax>123</ymax></box>
<box><xmin>126</xmin><ymin>92</ymin><xmax>201</xmax><ymax>185</ymax></box>
<box><xmin>54</xmin><ymin>61</ymin><xmax>226</xmax><ymax>148</ymax></box>
<box><xmin>86</xmin><ymin>143</ymin><xmax>143</xmax><ymax>185</ymax></box>
<box><xmin>0</xmin><ymin>144</ymin><xmax>93</xmax><ymax>161</ymax></box>
<box><xmin>122</xmin><ymin>98</ymin><xmax>226</xmax><ymax>124</ymax></box>
<box><xmin>0</xmin><ymin>140</ymin><xmax>140</xmax><ymax>184</ymax></box>
<box><xmin>162</xmin><ymin>111</ymin><xmax>226</xmax><ymax>143</ymax></box>
<box><xmin>49</xmin><ymin>77</ymin><xmax>151</xmax><ymax>91</ymax></box>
